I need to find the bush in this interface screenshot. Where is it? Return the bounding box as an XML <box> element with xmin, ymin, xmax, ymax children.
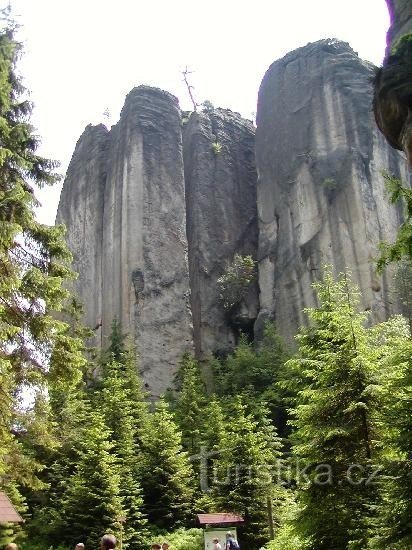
<box><xmin>217</xmin><ymin>254</ymin><xmax>256</xmax><ymax>310</ymax></box>
<box><xmin>151</xmin><ymin>528</ymin><xmax>203</xmax><ymax>550</ymax></box>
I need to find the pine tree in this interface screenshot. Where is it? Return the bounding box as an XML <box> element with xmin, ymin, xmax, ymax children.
<box><xmin>140</xmin><ymin>400</ymin><xmax>195</xmax><ymax>529</ymax></box>
<box><xmin>287</xmin><ymin>270</ymin><xmax>379</xmax><ymax>550</ymax></box>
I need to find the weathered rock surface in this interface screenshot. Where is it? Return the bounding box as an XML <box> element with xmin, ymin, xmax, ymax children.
<box><xmin>385</xmin><ymin>0</ymin><xmax>412</xmax><ymax>58</ymax></box>
<box><xmin>56</xmin><ymin>124</ymin><xmax>109</xmax><ymax>335</ymax></box>
<box><xmin>183</xmin><ymin>109</ymin><xmax>258</xmax><ymax>360</ymax></box>
<box><xmin>57</xmin><ymin>86</ymin><xmax>193</xmax><ymax>395</ymax></box>
<box><xmin>374</xmin><ymin>0</ymin><xmax>412</xmax><ymax>166</ymax></box>
<box><xmin>256</xmin><ymin>39</ymin><xmax>410</xmax><ymax>341</ymax></box>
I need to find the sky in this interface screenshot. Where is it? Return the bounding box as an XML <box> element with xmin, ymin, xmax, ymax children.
<box><xmin>8</xmin><ymin>0</ymin><xmax>391</xmax><ymax>225</ymax></box>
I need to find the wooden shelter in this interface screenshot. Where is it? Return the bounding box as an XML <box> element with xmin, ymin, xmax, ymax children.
<box><xmin>197</xmin><ymin>513</ymin><xmax>243</xmax><ymax>549</ymax></box>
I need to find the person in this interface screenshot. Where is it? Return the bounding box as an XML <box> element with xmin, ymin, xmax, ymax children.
<box><xmin>212</xmin><ymin>536</ymin><xmax>222</xmax><ymax>550</ymax></box>
<box><xmin>161</xmin><ymin>542</ymin><xmax>170</xmax><ymax>550</ymax></box>
<box><xmin>75</xmin><ymin>544</ymin><xmax>85</xmax><ymax>550</ymax></box>
<box><xmin>226</xmin><ymin>532</ymin><xmax>240</xmax><ymax>550</ymax></box>
<box><xmin>5</xmin><ymin>544</ymin><xmax>18</xmax><ymax>550</ymax></box>
<box><xmin>100</xmin><ymin>534</ymin><xmax>116</xmax><ymax>549</ymax></box>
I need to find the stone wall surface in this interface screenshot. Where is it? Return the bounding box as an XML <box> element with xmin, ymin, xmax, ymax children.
<box><xmin>57</xmin><ymin>86</ymin><xmax>193</xmax><ymax>396</ymax></box>
<box><xmin>385</xmin><ymin>0</ymin><xmax>412</xmax><ymax>57</ymax></box>
<box><xmin>183</xmin><ymin>109</ymin><xmax>258</xmax><ymax>360</ymax></box>
<box><xmin>255</xmin><ymin>39</ymin><xmax>409</xmax><ymax>341</ymax></box>
<box><xmin>56</xmin><ymin>124</ymin><xmax>108</xmax><ymax>338</ymax></box>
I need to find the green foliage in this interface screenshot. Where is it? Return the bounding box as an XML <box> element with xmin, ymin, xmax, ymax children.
<box><xmin>60</xmin><ymin>404</ymin><xmax>123</xmax><ymax>548</ymax></box>
<box><xmin>391</xmin><ymin>259</ymin><xmax>412</xmax><ymax>331</ymax></box>
<box><xmin>212</xmin><ymin>324</ymin><xmax>291</xmax><ymax>437</ymax></box>
<box><xmin>264</xmin><ymin>494</ymin><xmax>308</xmax><ymax>550</ymax></box>
<box><xmin>96</xmin><ymin>335</ymin><xmax>149</xmax><ymax>548</ymax></box>
<box><xmin>213</xmin><ymin>397</ymin><xmax>284</xmax><ymax>549</ymax></box>
<box><xmin>150</xmin><ymin>528</ymin><xmax>203</xmax><ymax>550</ymax></box>
<box><xmin>390</xmin><ymin>31</ymin><xmax>412</xmax><ymax>58</ymax></box>
<box><xmin>0</xmin><ymin>16</ymin><xmax>86</xmax><ymax>539</ymax></box>
<box><xmin>202</xmin><ymin>99</ymin><xmax>215</xmax><ymax>112</ymax></box>
<box><xmin>377</xmin><ymin>172</ymin><xmax>412</xmax><ymax>270</ymax></box>
<box><xmin>140</xmin><ymin>400</ymin><xmax>195</xmax><ymax>530</ymax></box>
<box><xmin>211</xmin><ymin>141</ymin><xmax>222</xmax><ymax>155</ymax></box>
<box><xmin>25</xmin><ymin>323</ymin><xmax>150</xmax><ymax>549</ymax></box>
<box><xmin>286</xmin><ymin>269</ymin><xmax>380</xmax><ymax>549</ymax></box>
<box><xmin>217</xmin><ymin>254</ymin><xmax>256</xmax><ymax>310</ymax></box>
<box><xmin>371</xmin><ymin>330</ymin><xmax>412</xmax><ymax>548</ymax></box>
<box><xmin>320</xmin><ymin>177</ymin><xmax>337</xmax><ymax>191</ymax></box>
<box><xmin>173</xmin><ymin>354</ymin><xmax>206</xmax><ymax>454</ymax></box>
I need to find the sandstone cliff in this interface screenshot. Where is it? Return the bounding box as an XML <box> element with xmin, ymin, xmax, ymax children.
<box><xmin>58</xmin><ymin>39</ymin><xmax>410</xmax><ymax>389</ymax></box>
<box><xmin>374</xmin><ymin>0</ymin><xmax>412</xmax><ymax>166</ymax></box>
<box><xmin>57</xmin><ymin>86</ymin><xmax>193</xmax><ymax>396</ymax></box>
<box><xmin>183</xmin><ymin>109</ymin><xmax>258</xmax><ymax>361</ymax></box>
<box><xmin>255</xmin><ymin>39</ymin><xmax>409</xmax><ymax>341</ymax></box>
<box><xmin>57</xmin><ymin>89</ymin><xmax>258</xmax><ymax>393</ymax></box>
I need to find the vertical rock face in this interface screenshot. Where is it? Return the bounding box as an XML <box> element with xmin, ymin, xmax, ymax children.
<box><xmin>57</xmin><ymin>86</ymin><xmax>193</xmax><ymax>395</ymax></box>
<box><xmin>56</xmin><ymin>124</ymin><xmax>109</xmax><ymax>335</ymax></box>
<box><xmin>374</xmin><ymin>1</ymin><xmax>412</xmax><ymax>166</ymax></box>
<box><xmin>183</xmin><ymin>109</ymin><xmax>258</xmax><ymax>360</ymax></box>
<box><xmin>256</xmin><ymin>39</ymin><xmax>409</xmax><ymax>341</ymax></box>
<box><xmin>385</xmin><ymin>0</ymin><xmax>412</xmax><ymax>56</ymax></box>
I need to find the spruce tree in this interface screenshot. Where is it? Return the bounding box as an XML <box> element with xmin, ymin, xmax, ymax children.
<box><xmin>196</xmin><ymin>396</ymin><xmax>226</xmax><ymax>511</ymax></box>
<box><xmin>214</xmin><ymin>397</ymin><xmax>283</xmax><ymax>549</ymax></box>
<box><xmin>140</xmin><ymin>400</ymin><xmax>195</xmax><ymax>529</ymax></box>
<box><xmin>61</xmin><ymin>403</ymin><xmax>123</xmax><ymax>548</ymax></box>
<box><xmin>0</xmin><ymin>11</ymin><xmax>85</xmax><ymax>533</ymax></box>
<box><xmin>372</xmin><ymin>321</ymin><xmax>412</xmax><ymax>549</ymax></box>
<box><xmin>287</xmin><ymin>270</ymin><xmax>379</xmax><ymax>550</ymax></box>
<box><xmin>98</xmin><ymin>346</ymin><xmax>149</xmax><ymax>548</ymax></box>
<box><xmin>173</xmin><ymin>353</ymin><xmax>206</xmax><ymax>455</ymax></box>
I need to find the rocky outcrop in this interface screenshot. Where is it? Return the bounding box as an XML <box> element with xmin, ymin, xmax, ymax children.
<box><xmin>183</xmin><ymin>109</ymin><xmax>258</xmax><ymax>360</ymax></box>
<box><xmin>374</xmin><ymin>0</ymin><xmax>412</xmax><ymax>166</ymax></box>
<box><xmin>385</xmin><ymin>0</ymin><xmax>412</xmax><ymax>57</ymax></box>
<box><xmin>56</xmin><ymin>124</ymin><xmax>109</xmax><ymax>335</ymax></box>
<box><xmin>57</xmin><ymin>86</ymin><xmax>193</xmax><ymax>395</ymax></box>
<box><xmin>255</xmin><ymin>39</ymin><xmax>409</xmax><ymax>341</ymax></box>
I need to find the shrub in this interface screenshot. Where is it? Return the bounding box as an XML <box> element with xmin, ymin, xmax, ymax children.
<box><xmin>217</xmin><ymin>254</ymin><xmax>256</xmax><ymax>310</ymax></box>
<box><xmin>151</xmin><ymin>528</ymin><xmax>203</xmax><ymax>550</ymax></box>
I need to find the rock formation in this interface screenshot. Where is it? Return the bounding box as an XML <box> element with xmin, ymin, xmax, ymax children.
<box><xmin>57</xmin><ymin>88</ymin><xmax>258</xmax><ymax>393</ymax></box>
<box><xmin>183</xmin><ymin>109</ymin><xmax>258</xmax><ymax>361</ymax></box>
<box><xmin>57</xmin><ymin>86</ymin><xmax>193</xmax><ymax>396</ymax></box>
<box><xmin>373</xmin><ymin>0</ymin><xmax>412</xmax><ymax>166</ymax></box>
<box><xmin>255</xmin><ymin>39</ymin><xmax>409</xmax><ymax>342</ymax></box>
<box><xmin>58</xmin><ymin>39</ymin><xmax>410</xmax><ymax>389</ymax></box>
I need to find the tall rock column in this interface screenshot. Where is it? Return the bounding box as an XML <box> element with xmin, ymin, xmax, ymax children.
<box><xmin>57</xmin><ymin>86</ymin><xmax>193</xmax><ymax>396</ymax></box>
<box><xmin>256</xmin><ymin>39</ymin><xmax>409</xmax><ymax>341</ymax></box>
<box><xmin>56</xmin><ymin>124</ymin><xmax>109</xmax><ymax>336</ymax></box>
<box><xmin>183</xmin><ymin>109</ymin><xmax>258</xmax><ymax>360</ymax></box>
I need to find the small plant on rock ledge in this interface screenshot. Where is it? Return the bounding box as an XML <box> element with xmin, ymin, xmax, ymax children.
<box><xmin>211</xmin><ymin>141</ymin><xmax>222</xmax><ymax>155</ymax></box>
<box><xmin>217</xmin><ymin>254</ymin><xmax>256</xmax><ymax>310</ymax></box>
